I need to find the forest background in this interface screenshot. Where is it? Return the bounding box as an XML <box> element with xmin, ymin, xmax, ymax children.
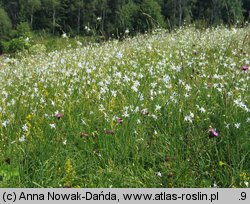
<box><xmin>0</xmin><ymin>0</ymin><xmax>250</xmax><ymax>53</ymax></box>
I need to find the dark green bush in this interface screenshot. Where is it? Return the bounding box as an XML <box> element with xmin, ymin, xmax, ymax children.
<box><xmin>1</xmin><ymin>22</ymin><xmax>33</xmax><ymax>54</ymax></box>
<box><xmin>7</xmin><ymin>37</ymin><xmax>32</xmax><ymax>53</ymax></box>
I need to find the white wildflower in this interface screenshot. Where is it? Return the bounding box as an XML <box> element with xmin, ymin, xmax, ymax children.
<box><xmin>19</xmin><ymin>135</ymin><xmax>25</xmax><ymax>142</ymax></box>
<box><xmin>62</xmin><ymin>33</ymin><xmax>67</xmax><ymax>38</ymax></box>
<box><xmin>185</xmin><ymin>84</ymin><xmax>192</xmax><ymax>92</ymax></box>
<box><xmin>2</xmin><ymin>120</ymin><xmax>9</xmax><ymax>128</ymax></box>
<box><xmin>155</xmin><ymin>105</ymin><xmax>161</xmax><ymax>111</ymax></box>
<box><xmin>49</xmin><ymin>123</ymin><xmax>56</xmax><ymax>129</ymax></box>
<box><xmin>157</xmin><ymin>172</ymin><xmax>162</xmax><ymax>177</ymax></box>
<box><xmin>163</xmin><ymin>75</ymin><xmax>170</xmax><ymax>83</ymax></box>
<box><xmin>116</xmin><ymin>52</ymin><xmax>123</xmax><ymax>59</ymax></box>
<box><xmin>234</xmin><ymin>123</ymin><xmax>240</xmax><ymax>129</ymax></box>
<box><xmin>22</xmin><ymin>124</ymin><xmax>28</xmax><ymax>132</ymax></box>
<box><xmin>199</xmin><ymin>107</ymin><xmax>206</xmax><ymax>113</ymax></box>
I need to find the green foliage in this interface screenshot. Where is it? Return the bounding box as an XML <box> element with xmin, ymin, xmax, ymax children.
<box><xmin>0</xmin><ymin>0</ymin><xmax>250</xmax><ymax>53</ymax></box>
<box><xmin>116</xmin><ymin>0</ymin><xmax>165</xmax><ymax>36</ymax></box>
<box><xmin>1</xmin><ymin>0</ymin><xmax>250</xmax><ymax>36</ymax></box>
<box><xmin>19</xmin><ymin>0</ymin><xmax>41</xmax><ymax>28</ymax></box>
<box><xmin>225</xmin><ymin>0</ymin><xmax>244</xmax><ymax>23</ymax></box>
<box><xmin>0</xmin><ymin>6</ymin><xmax>12</xmax><ymax>38</ymax></box>
<box><xmin>1</xmin><ymin>22</ymin><xmax>33</xmax><ymax>54</ymax></box>
<box><xmin>15</xmin><ymin>22</ymin><xmax>32</xmax><ymax>38</ymax></box>
<box><xmin>0</xmin><ymin>7</ymin><xmax>12</xmax><ymax>53</ymax></box>
<box><xmin>139</xmin><ymin>0</ymin><xmax>165</xmax><ymax>29</ymax></box>
<box><xmin>0</xmin><ymin>164</ymin><xmax>19</xmax><ymax>187</ymax></box>
<box><xmin>7</xmin><ymin>37</ymin><xmax>32</xmax><ymax>53</ymax></box>
<box><xmin>117</xmin><ymin>1</ymin><xmax>140</xmax><ymax>34</ymax></box>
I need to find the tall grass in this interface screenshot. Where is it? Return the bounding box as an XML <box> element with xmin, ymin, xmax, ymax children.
<box><xmin>0</xmin><ymin>26</ymin><xmax>249</xmax><ymax>187</ymax></box>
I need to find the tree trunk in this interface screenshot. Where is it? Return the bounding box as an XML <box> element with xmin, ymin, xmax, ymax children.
<box><xmin>224</xmin><ymin>0</ymin><xmax>230</xmax><ymax>24</ymax></box>
<box><xmin>101</xmin><ymin>10</ymin><xmax>105</xmax><ymax>36</ymax></box>
<box><xmin>173</xmin><ymin>0</ymin><xmax>176</xmax><ymax>25</ymax></box>
<box><xmin>53</xmin><ymin>7</ymin><xmax>56</xmax><ymax>34</ymax></box>
<box><xmin>77</xmin><ymin>7</ymin><xmax>81</xmax><ymax>34</ymax></box>
<box><xmin>179</xmin><ymin>0</ymin><xmax>182</xmax><ymax>26</ymax></box>
<box><xmin>30</xmin><ymin>6</ymin><xmax>34</xmax><ymax>29</ymax></box>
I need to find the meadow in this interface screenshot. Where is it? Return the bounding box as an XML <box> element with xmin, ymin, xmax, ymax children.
<box><xmin>0</xmin><ymin>26</ymin><xmax>249</xmax><ymax>188</ymax></box>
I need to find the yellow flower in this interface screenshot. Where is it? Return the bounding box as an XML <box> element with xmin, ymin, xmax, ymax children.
<box><xmin>64</xmin><ymin>159</ymin><xmax>76</xmax><ymax>187</ymax></box>
<box><xmin>240</xmin><ymin>172</ymin><xmax>249</xmax><ymax>181</ymax></box>
<box><xmin>26</xmin><ymin>114</ymin><xmax>32</xmax><ymax>121</ymax></box>
<box><xmin>219</xmin><ymin>161</ymin><xmax>226</xmax><ymax>167</ymax></box>
<box><xmin>65</xmin><ymin>159</ymin><xmax>75</xmax><ymax>176</ymax></box>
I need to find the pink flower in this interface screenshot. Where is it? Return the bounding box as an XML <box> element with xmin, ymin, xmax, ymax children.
<box><xmin>55</xmin><ymin>113</ymin><xmax>63</xmax><ymax>119</ymax></box>
<box><xmin>117</xmin><ymin>118</ymin><xmax>123</xmax><ymax>124</ymax></box>
<box><xmin>80</xmin><ymin>132</ymin><xmax>90</xmax><ymax>138</ymax></box>
<box><xmin>104</xmin><ymin>130</ymin><xmax>115</xmax><ymax>135</ymax></box>
<box><xmin>242</xmin><ymin>65</ymin><xmax>249</xmax><ymax>71</ymax></box>
<box><xmin>208</xmin><ymin>128</ymin><xmax>219</xmax><ymax>138</ymax></box>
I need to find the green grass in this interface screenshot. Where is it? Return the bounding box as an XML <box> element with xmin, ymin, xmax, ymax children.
<box><xmin>31</xmin><ymin>32</ymin><xmax>105</xmax><ymax>53</ymax></box>
<box><xmin>0</xmin><ymin>26</ymin><xmax>249</xmax><ymax>188</ymax></box>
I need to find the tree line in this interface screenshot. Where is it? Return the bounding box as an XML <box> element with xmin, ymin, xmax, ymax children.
<box><xmin>0</xmin><ymin>0</ymin><xmax>250</xmax><ymax>40</ymax></box>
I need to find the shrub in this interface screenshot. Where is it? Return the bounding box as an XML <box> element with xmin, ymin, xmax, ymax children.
<box><xmin>7</xmin><ymin>37</ymin><xmax>32</xmax><ymax>53</ymax></box>
<box><xmin>2</xmin><ymin>22</ymin><xmax>33</xmax><ymax>53</ymax></box>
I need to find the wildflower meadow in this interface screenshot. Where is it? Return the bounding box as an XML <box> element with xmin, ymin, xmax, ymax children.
<box><xmin>0</xmin><ymin>26</ymin><xmax>249</xmax><ymax>188</ymax></box>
